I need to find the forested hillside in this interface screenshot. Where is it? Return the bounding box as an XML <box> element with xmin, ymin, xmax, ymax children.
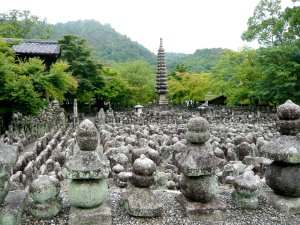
<box><xmin>51</xmin><ymin>20</ymin><xmax>156</xmax><ymax>64</ymax></box>
<box><xmin>166</xmin><ymin>48</ymin><xmax>224</xmax><ymax>73</ymax></box>
<box><xmin>51</xmin><ymin>20</ymin><xmax>223</xmax><ymax>72</ymax></box>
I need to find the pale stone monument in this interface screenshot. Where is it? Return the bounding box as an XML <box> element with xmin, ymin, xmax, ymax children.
<box><xmin>64</xmin><ymin>119</ymin><xmax>111</xmax><ymax>225</ymax></box>
<box><xmin>134</xmin><ymin>104</ymin><xmax>143</xmax><ymax>117</ymax></box>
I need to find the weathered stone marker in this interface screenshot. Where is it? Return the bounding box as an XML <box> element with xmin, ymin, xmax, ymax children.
<box><xmin>261</xmin><ymin>100</ymin><xmax>300</xmax><ymax>214</ymax></box>
<box><xmin>232</xmin><ymin>170</ymin><xmax>260</xmax><ymax>209</ymax></box>
<box><xmin>28</xmin><ymin>175</ymin><xmax>62</xmax><ymax>219</ymax></box>
<box><xmin>64</xmin><ymin>119</ymin><xmax>111</xmax><ymax>225</ymax></box>
<box><xmin>175</xmin><ymin>116</ymin><xmax>225</xmax><ymax>219</ymax></box>
<box><xmin>121</xmin><ymin>154</ymin><xmax>162</xmax><ymax>217</ymax></box>
<box><xmin>0</xmin><ymin>142</ymin><xmax>28</xmax><ymax>225</ymax></box>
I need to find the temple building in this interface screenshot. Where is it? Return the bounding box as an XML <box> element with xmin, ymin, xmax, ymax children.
<box><xmin>156</xmin><ymin>38</ymin><xmax>169</xmax><ymax>105</ymax></box>
<box><xmin>3</xmin><ymin>38</ymin><xmax>61</xmax><ymax>71</ymax></box>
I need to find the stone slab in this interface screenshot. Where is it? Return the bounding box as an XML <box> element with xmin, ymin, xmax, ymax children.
<box><xmin>263</xmin><ymin>189</ymin><xmax>300</xmax><ymax>215</ymax></box>
<box><xmin>68</xmin><ymin>201</ymin><xmax>111</xmax><ymax>225</ymax></box>
<box><xmin>121</xmin><ymin>187</ymin><xmax>162</xmax><ymax>217</ymax></box>
<box><xmin>176</xmin><ymin>193</ymin><xmax>226</xmax><ymax>221</ymax></box>
<box><xmin>0</xmin><ymin>190</ymin><xmax>28</xmax><ymax>225</ymax></box>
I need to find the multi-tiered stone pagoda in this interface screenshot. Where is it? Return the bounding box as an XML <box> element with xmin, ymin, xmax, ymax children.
<box><xmin>156</xmin><ymin>38</ymin><xmax>168</xmax><ymax>105</ymax></box>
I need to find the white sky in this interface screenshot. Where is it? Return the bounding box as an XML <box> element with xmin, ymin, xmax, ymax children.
<box><xmin>1</xmin><ymin>0</ymin><xmax>297</xmax><ymax>54</ymax></box>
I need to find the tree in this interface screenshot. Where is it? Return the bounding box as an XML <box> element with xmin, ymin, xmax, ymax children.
<box><xmin>0</xmin><ymin>40</ymin><xmax>77</xmax><ymax>118</ymax></box>
<box><xmin>0</xmin><ymin>10</ymin><xmax>52</xmax><ymax>39</ymax></box>
<box><xmin>168</xmin><ymin>71</ymin><xmax>210</xmax><ymax>104</ymax></box>
<box><xmin>112</xmin><ymin>60</ymin><xmax>156</xmax><ymax>105</ymax></box>
<box><xmin>254</xmin><ymin>44</ymin><xmax>300</xmax><ymax>105</ymax></box>
<box><xmin>242</xmin><ymin>0</ymin><xmax>300</xmax><ymax>46</ymax></box>
<box><xmin>210</xmin><ymin>48</ymin><xmax>261</xmax><ymax>106</ymax></box>
<box><xmin>58</xmin><ymin>35</ymin><xmax>104</xmax><ymax>104</ymax></box>
<box><xmin>94</xmin><ymin>67</ymin><xmax>131</xmax><ymax>108</ymax></box>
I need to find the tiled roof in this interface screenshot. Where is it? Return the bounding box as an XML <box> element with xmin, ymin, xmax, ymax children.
<box><xmin>2</xmin><ymin>39</ymin><xmax>60</xmax><ymax>55</ymax></box>
<box><xmin>12</xmin><ymin>40</ymin><xmax>60</xmax><ymax>55</ymax></box>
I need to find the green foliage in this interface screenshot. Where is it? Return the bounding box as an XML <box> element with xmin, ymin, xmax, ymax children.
<box><xmin>44</xmin><ymin>61</ymin><xmax>78</xmax><ymax>102</ymax></box>
<box><xmin>2</xmin><ymin>75</ymin><xmax>45</xmax><ymax>115</ymax></box>
<box><xmin>58</xmin><ymin>35</ymin><xmax>104</xmax><ymax>103</ymax></box>
<box><xmin>51</xmin><ymin>20</ymin><xmax>156</xmax><ymax>64</ymax></box>
<box><xmin>242</xmin><ymin>0</ymin><xmax>300</xmax><ymax>46</ymax></box>
<box><xmin>0</xmin><ymin>10</ymin><xmax>52</xmax><ymax>39</ymax></box>
<box><xmin>166</xmin><ymin>48</ymin><xmax>224</xmax><ymax>73</ymax></box>
<box><xmin>210</xmin><ymin>48</ymin><xmax>261</xmax><ymax>106</ymax></box>
<box><xmin>168</xmin><ymin>72</ymin><xmax>210</xmax><ymax>104</ymax></box>
<box><xmin>112</xmin><ymin>60</ymin><xmax>156</xmax><ymax>105</ymax></box>
<box><xmin>254</xmin><ymin>44</ymin><xmax>300</xmax><ymax>105</ymax></box>
<box><xmin>0</xmin><ymin>40</ymin><xmax>77</xmax><ymax>115</ymax></box>
<box><xmin>95</xmin><ymin>68</ymin><xmax>131</xmax><ymax>107</ymax></box>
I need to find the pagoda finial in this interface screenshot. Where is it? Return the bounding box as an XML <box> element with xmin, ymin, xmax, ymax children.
<box><xmin>160</xmin><ymin>38</ymin><xmax>163</xmax><ymax>48</ymax></box>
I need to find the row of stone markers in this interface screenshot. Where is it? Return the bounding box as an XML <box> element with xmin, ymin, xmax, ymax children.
<box><xmin>1</xmin><ymin>100</ymin><xmax>300</xmax><ymax>224</ymax></box>
<box><xmin>63</xmin><ymin>100</ymin><xmax>299</xmax><ymax>224</ymax></box>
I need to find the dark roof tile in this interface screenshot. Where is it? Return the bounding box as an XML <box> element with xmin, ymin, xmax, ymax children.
<box><xmin>2</xmin><ymin>39</ymin><xmax>60</xmax><ymax>55</ymax></box>
<box><xmin>12</xmin><ymin>41</ymin><xmax>60</xmax><ymax>55</ymax></box>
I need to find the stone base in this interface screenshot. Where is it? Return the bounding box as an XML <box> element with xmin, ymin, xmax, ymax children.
<box><xmin>232</xmin><ymin>191</ymin><xmax>258</xmax><ymax>209</ymax></box>
<box><xmin>176</xmin><ymin>193</ymin><xmax>226</xmax><ymax>221</ymax></box>
<box><xmin>263</xmin><ymin>189</ymin><xmax>300</xmax><ymax>215</ymax></box>
<box><xmin>121</xmin><ymin>188</ymin><xmax>162</xmax><ymax>217</ymax></box>
<box><xmin>0</xmin><ymin>190</ymin><xmax>28</xmax><ymax>225</ymax></box>
<box><xmin>29</xmin><ymin>197</ymin><xmax>62</xmax><ymax>219</ymax></box>
<box><xmin>68</xmin><ymin>201</ymin><xmax>112</xmax><ymax>225</ymax></box>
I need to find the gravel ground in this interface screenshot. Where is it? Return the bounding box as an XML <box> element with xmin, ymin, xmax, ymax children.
<box><xmin>20</xmin><ymin>180</ymin><xmax>300</xmax><ymax>225</ymax></box>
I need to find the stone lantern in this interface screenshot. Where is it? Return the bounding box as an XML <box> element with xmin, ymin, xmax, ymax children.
<box><xmin>134</xmin><ymin>104</ymin><xmax>143</xmax><ymax>117</ymax></box>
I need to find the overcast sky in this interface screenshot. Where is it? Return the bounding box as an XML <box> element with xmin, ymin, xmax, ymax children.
<box><xmin>2</xmin><ymin>0</ymin><xmax>298</xmax><ymax>54</ymax></box>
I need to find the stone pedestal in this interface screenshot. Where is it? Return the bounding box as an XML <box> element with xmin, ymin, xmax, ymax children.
<box><xmin>64</xmin><ymin>119</ymin><xmax>111</xmax><ymax>224</ymax></box>
<box><xmin>176</xmin><ymin>193</ymin><xmax>224</xmax><ymax>220</ymax></box>
<box><xmin>263</xmin><ymin>189</ymin><xmax>300</xmax><ymax>215</ymax></box>
<box><xmin>121</xmin><ymin>188</ymin><xmax>162</xmax><ymax>217</ymax></box>
<box><xmin>175</xmin><ymin>117</ymin><xmax>225</xmax><ymax>219</ymax></box>
<box><xmin>69</xmin><ymin>202</ymin><xmax>112</xmax><ymax>225</ymax></box>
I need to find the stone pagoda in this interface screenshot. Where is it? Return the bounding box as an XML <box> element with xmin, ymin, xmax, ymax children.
<box><xmin>261</xmin><ymin>100</ymin><xmax>300</xmax><ymax>214</ymax></box>
<box><xmin>175</xmin><ymin>117</ymin><xmax>225</xmax><ymax>219</ymax></box>
<box><xmin>156</xmin><ymin>38</ymin><xmax>168</xmax><ymax>105</ymax></box>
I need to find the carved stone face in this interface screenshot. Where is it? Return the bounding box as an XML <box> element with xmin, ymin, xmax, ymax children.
<box><xmin>77</xmin><ymin>119</ymin><xmax>98</xmax><ymax>151</ymax></box>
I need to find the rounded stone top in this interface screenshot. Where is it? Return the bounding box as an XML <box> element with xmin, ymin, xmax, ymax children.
<box><xmin>29</xmin><ymin>175</ymin><xmax>60</xmax><ymax>203</ymax></box>
<box><xmin>77</xmin><ymin>119</ymin><xmax>98</xmax><ymax>151</ymax></box>
<box><xmin>112</xmin><ymin>164</ymin><xmax>125</xmax><ymax>174</ymax></box>
<box><xmin>277</xmin><ymin>100</ymin><xmax>300</xmax><ymax>120</ymax></box>
<box><xmin>187</xmin><ymin>117</ymin><xmax>209</xmax><ymax>132</ymax></box>
<box><xmin>235</xmin><ymin>171</ymin><xmax>260</xmax><ymax>191</ymax></box>
<box><xmin>132</xmin><ymin>154</ymin><xmax>156</xmax><ymax>176</ymax></box>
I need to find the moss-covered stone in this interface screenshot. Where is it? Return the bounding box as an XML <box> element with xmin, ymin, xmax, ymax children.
<box><xmin>69</xmin><ymin>179</ymin><xmax>108</xmax><ymax>208</ymax></box>
<box><xmin>180</xmin><ymin>175</ymin><xmax>219</xmax><ymax>203</ymax></box>
<box><xmin>29</xmin><ymin>198</ymin><xmax>62</xmax><ymax>219</ymax></box>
